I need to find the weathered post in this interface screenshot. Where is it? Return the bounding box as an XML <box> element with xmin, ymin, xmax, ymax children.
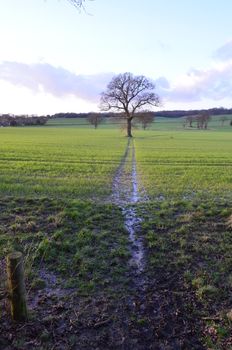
<box><xmin>6</xmin><ymin>252</ymin><xmax>28</xmax><ymax>321</ymax></box>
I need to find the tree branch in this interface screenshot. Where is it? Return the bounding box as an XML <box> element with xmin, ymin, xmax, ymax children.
<box><xmin>66</xmin><ymin>0</ymin><xmax>92</xmax><ymax>11</ymax></box>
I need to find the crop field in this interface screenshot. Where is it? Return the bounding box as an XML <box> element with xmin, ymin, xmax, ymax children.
<box><xmin>0</xmin><ymin>127</ymin><xmax>126</xmax><ymax>199</ymax></box>
<box><xmin>0</xmin><ymin>118</ymin><xmax>232</xmax><ymax>349</ymax></box>
<box><xmin>135</xmin><ymin>129</ymin><xmax>232</xmax><ymax>199</ymax></box>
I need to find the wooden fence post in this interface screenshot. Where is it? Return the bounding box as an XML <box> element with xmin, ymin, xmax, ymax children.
<box><xmin>6</xmin><ymin>252</ymin><xmax>28</xmax><ymax>321</ymax></box>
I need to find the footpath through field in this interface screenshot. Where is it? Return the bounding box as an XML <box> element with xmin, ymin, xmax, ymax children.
<box><xmin>112</xmin><ymin>138</ymin><xmax>145</xmax><ymax>275</ymax></box>
<box><xmin>111</xmin><ymin>139</ymin><xmax>206</xmax><ymax>349</ymax></box>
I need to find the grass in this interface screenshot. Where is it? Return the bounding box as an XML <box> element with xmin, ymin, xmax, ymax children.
<box><xmin>137</xmin><ymin>198</ymin><xmax>232</xmax><ymax>349</ymax></box>
<box><xmin>0</xmin><ymin>197</ymin><xmax>130</xmax><ymax>295</ymax></box>
<box><xmin>0</xmin><ymin>127</ymin><xmax>126</xmax><ymax>199</ymax></box>
<box><xmin>134</xmin><ymin>129</ymin><xmax>232</xmax><ymax>199</ymax></box>
<box><xmin>0</xmin><ymin>117</ymin><xmax>232</xmax><ymax>349</ymax></box>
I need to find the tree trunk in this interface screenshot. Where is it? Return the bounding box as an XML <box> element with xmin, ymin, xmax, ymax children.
<box><xmin>127</xmin><ymin>118</ymin><xmax>133</xmax><ymax>137</ymax></box>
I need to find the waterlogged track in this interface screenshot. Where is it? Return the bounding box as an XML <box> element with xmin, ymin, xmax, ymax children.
<box><xmin>112</xmin><ymin>139</ymin><xmax>145</xmax><ymax>274</ymax></box>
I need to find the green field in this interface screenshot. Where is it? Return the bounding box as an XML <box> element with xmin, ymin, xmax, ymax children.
<box><xmin>0</xmin><ymin>117</ymin><xmax>232</xmax><ymax>349</ymax></box>
<box><xmin>135</xmin><ymin>130</ymin><xmax>232</xmax><ymax>199</ymax></box>
<box><xmin>0</xmin><ymin>127</ymin><xmax>126</xmax><ymax>199</ymax></box>
<box><xmin>0</xmin><ymin>118</ymin><xmax>231</xmax><ymax>200</ymax></box>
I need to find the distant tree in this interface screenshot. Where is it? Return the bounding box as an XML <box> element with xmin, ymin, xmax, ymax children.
<box><xmin>35</xmin><ymin>117</ymin><xmax>48</xmax><ymax>125</ymax></box>
<box><xmin>185</xmin><ymin>115</ymin><xmax>196</xmax><ymax>127</ymax></box>
<box><xmin>87</xmin><ymin>113</ymin><xmax>103</xmax><ymax>129</ymax></box>
<box><xmin>196</xmin><ymin>111</ymin><xmax>211</xmax><ymax>129</ymax></box>
<box><xmin>202</xmin><ymin>111</ymin><xmax>211</xmax><ymax>129</ymax></box>
<box><xmin>136</xmin><ymin>112</ymin><xmax>155</xmax><ymax>130</ymax></box>
<box><xmin>100</xmin><ymin>72</ymin><xmax>160</xmax><ymax>137</ymax></box>
<box><xmin>196</xmin><ymin>115</ymin><xmax>201</xmax><ymax>129</ymax></box>
<box><xmin>230</xmin><ymin>120</ymin><xmax>232</xmax><ymax>126</ymax></box>
<box><xmin>220</xmin><ymin>116</ymin><xmax>228</xmax><ymax>126</ymax></box>
<box><xmin>184</xmin><ymin>112</ymin><xmax>211</xmax><ymax>129</ymax></box>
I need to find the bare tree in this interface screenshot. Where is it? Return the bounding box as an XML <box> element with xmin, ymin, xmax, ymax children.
<box><xmin>184</xmin><ymin>112</ymin><xmax>211</xmax><ymax>129</ymax></box>
<box><xmin>197</xmin><ymin>111</ymin><xmax>211</xmax><ymax>129</ymax></box>
<box><xmin>67</xmin><ymin>0</ymin><xmax>95</xmax><ymax>12</ymax></box>
<box><xmin>100</xmin><ymin>72</ymin><xmax>160</xmax><ymax>137</ymax></box>
<box><xmin>185</xmin><ymin>115</ymin><xmax>196</xmax><ymax>128</ymax></box>
<box><xmin>220</xmin><ymin>116</ymin><xmax>228</xmax><ymax>126</ymax></box>
<box><xmin>87</xmin><ymin>113</ymin><xmax>103</xmax><ymax>129</ymax></box>
<box><xmin>136</xmin><ymin>112</ymin><xmax>155</xmax><ymax>130</ymax></box>
<box><xmin>67</xmin><ymin>0</ymin><xmax>86</xmax><ymax>9</ymax></box>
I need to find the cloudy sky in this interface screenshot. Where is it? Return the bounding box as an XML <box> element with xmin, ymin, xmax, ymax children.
<box><xmin>1</xmin><ymin>0</ymin><xmax>232</xmax><ymax>114</ymax></box>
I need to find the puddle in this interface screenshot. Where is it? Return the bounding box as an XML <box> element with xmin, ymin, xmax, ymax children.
<box><xmin>28</xmin><ymin>267</ymin><xmax>74</xmax><ymax>309</ymax></box>
<box><xmin>123</xmin><ymin>207</ymin><xmax>144</xmax><ymax>272</ymax></box>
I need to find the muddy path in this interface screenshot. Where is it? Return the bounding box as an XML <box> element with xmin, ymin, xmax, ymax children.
<box><xmin>112</xmin><ymin>138</ymin><xmax>146</xmax><ymax>276</ymax></box>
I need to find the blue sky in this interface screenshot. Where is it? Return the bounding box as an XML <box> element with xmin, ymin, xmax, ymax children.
<box><xmin>1</xmin><ymin>0</ymin><xmax>232</xmax><ymax>114</ymax></box>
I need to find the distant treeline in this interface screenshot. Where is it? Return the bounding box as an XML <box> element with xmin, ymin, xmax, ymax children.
<box><xmin>50</xmin><ymin>112</ymin><xmax>113</xmax><ymax>119</ymax></box>
<box><xmin>154</xmin><ymin>107</ymin><xmax>232</xmax><ymax>118</ymax></box>
<box><xmin>1</xmin><ymin>107</ymin><xmax>232</xmax><ymax>128</ymax></box>
<box><xmin>0</xmin><ymin>114</ymin><xmax>48</xmax><ymax>127</ymax></box>
<box><xmin>50</xmin><ymin>107</ymin><xmax>232</xmax><ymax>119</ymax></box>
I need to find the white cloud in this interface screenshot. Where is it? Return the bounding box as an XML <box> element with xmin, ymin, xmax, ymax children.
<box><xmin>0</xmin><ymin>81</ymin><xmax>98</xmax><ymax>115</ymax></box>
<box><xmin>0</xmin><ymin>61</ymin><xmax>113</xmax><ymax>102</ymax></box>
<box><xmin>156</xmin><ymin>45</ymin><xmax>232</xmax><ymax>105</ymax></box>
<box><xmin>152</xmin><ymin>40</ymin><xmax>232</xmax><ymax>107</ymax></box>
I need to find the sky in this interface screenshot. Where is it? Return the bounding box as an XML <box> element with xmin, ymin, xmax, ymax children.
<box><xmin>1</xmin><ymin>0</ymin><xmax>232</xmax><ymax>114</ymax></box>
